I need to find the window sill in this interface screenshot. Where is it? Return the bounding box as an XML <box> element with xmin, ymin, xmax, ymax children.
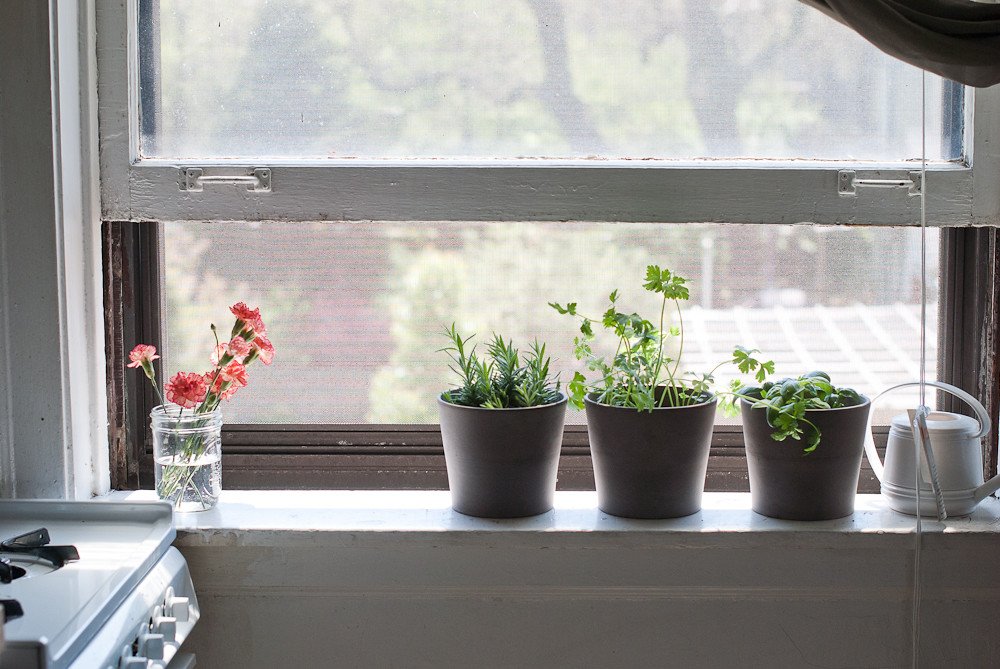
<box><xmin>104</xmin><ymin>490</ymin><xmax>1000</xmax><ymax>667</ymax></box>
<box><xmin>105</xmin><ymin>490</ymin><xmax>1000</xmax><ymax>544</ymax></box>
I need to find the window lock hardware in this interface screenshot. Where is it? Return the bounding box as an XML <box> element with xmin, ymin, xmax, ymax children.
<box><xmin>180</xmin><ymin>167</ymin><xmax>271</xmax><ymax>193</ymax></box>
<box><xmin>838</xmin><ymin>170</ymin><xmax>921</xmax><ymax>197</ymax></box>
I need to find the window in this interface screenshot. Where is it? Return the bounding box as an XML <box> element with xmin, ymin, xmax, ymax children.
<box><xmin>98</xmin><ymin>0</ymin><xmax>1000</xmax><ymax>491</ymax></box>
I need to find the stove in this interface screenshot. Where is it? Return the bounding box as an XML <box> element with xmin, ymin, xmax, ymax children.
<box><xmin>0</xmin><ymin>500</ymin><xmax>199</xmax><ymax>669</ymax></box>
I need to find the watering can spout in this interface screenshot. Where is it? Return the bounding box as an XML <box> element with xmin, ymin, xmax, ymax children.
<box><xmin>974</xmin><ymin>475</ymin><xmax>1000</xmax><ymax>503</ymax></box>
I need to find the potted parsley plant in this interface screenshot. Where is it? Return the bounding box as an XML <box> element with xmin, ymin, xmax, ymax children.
<box><xmin>438</xmin><ymin>325</ymin><xmax>567</xmax><ymax>518</ymax></box>
<box><xmin>551</xmin><ymin>265</ymin><xmax>771</xmax><ymax>519</ymax></box>
<box><xmin>728</xmin><ymin>371</ymin><xmax>871</xmax><ymax>520</ymax></box>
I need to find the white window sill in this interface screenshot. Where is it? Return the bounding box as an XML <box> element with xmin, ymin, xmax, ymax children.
<box><xmin>104</xmin><ymin>490</ymin><xmax>1000</xmax><ymax>544</ymax></box>
<box><xmin>104</xmin><ymin>490</ymin><xmax>1000</xmax><ymax>667</ymax></box>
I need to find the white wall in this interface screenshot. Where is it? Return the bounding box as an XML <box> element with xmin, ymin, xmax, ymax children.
<box><xmin>171</xmin><ymin>493</ymin><xmax>1000</xmax><ymax>669</ymax></box>
<box><xmin>0</xmin><ymin>0</ymin><xmax>107</xmax><ymax>499</ymax></box>
<box><xmin>0</xmin><ymin>136</ymin><xmax>11</xmax><ymax>498</ymax></box>
<box><xmin>0</xmin><ymin>0</ymin><xmax>68</xmax><ymax>497</ymax></box>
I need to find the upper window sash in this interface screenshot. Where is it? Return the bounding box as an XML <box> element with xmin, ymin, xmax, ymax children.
<box><xmin>97</xmin><ymin>0</ymin><xmax>1000</xmax><ymax>226</ymax></box>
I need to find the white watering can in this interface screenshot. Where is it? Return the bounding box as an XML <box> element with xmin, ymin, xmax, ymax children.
<box><xmin>864</xmin><ymin>381</ymin><xmax>997</xmax><ymax>519</ymax></box>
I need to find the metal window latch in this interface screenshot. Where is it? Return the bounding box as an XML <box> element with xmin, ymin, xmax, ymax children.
<box><xmin>838</xmin><ymin>170</ymin><xmax>921</xmax><ymax>197</ymax></box>
<box><xmin>180</xmin><ymin>167</ymin><xmax>271</xmax><ymax>193</ymax></box>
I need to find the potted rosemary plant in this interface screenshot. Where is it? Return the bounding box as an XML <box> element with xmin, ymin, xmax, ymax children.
<box><xmin>438</xmin><ymin>325</ymin><xmax>568</xmax><ymax>518</ymax></box>
<box><xmin>551</xmin><ymin>265</ymin><xmax>771</xmax><ymax>519</ymax></box>
<box><xmin>730</xmin><ymin>371</ymin><xmax>871</xmax><ymax>520</ymax></box>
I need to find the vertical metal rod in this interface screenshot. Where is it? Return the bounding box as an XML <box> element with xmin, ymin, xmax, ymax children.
<box><xmin>911</xmin><ymin>69</ymin><xmax>929</xmax><ymax>669</ymax></box>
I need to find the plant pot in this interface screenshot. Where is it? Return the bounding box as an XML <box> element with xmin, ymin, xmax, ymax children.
<box><xmin>438</xmin><ymin>393</ymin><xmax>568</xmax><ymax>518</ymax></box>
<box><xmin>740</xmin><ymin>397</ymin><xmax>871</xmax><ymax>520</ymax></box>
<box><xmin>584</xmin><ymin>390</ymin><xmax>716</xmax><ymax>519</ymax></box>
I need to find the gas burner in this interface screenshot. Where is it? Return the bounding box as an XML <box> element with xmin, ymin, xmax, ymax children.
<box><xmin>0</xmin><ymin>557</ymin><xmax>27</xmax><ymax>583</ymax></box>
<box><xmin>1</xmin><ymin>598</ymin><xmax>24</xmax><ymax>622</ymax></box>
<box><xmin>0</xmin><ymin>527</ymin><xmax>79</xmax><ymax>571</ymax></box>
<box><xmin>0</xmin><ymin>554</ymin><xmax>61</xmax><ymax>583</ymax></box>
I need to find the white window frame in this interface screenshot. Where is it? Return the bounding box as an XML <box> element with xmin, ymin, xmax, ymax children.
<box><xmin>97</xmin><ymin>0</ymin><xmax>1000</xmax><ymax>227</ymax></box>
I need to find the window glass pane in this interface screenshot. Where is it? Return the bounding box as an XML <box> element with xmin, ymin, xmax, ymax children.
<box><xmin>141</xmin><ymin>0</ymin><xmax>959</xmax><ymax>161</ymax></box>
<box><xmin>161</xmin><ymin>222</ymin><xmax>939</xmax><ymax>425</ymax></box>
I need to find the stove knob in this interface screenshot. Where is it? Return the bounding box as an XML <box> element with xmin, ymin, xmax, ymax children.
<box><xmin>166</xmin><ymin>596</ymin><xmax>190</xmax><ymax>623</ymax></box>
<box><xmin>139</xmin><ymin>633</ymin><xmax>165</xmax><ymax>660</ymax></box>
<box><xmin>152</xmin><ymin>616</ymin><xmax>177</xmax><ymax>643</ymax></box>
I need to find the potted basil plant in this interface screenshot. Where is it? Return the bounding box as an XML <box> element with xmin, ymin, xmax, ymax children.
<box><xmin>438</xmin><ymin>324</ymin><xmax>567</xmax><ymax>518</ymax></box>
<box><xmin>551</xmin><ymin>265</ymin><xmax>772</xmax><ymax>519</ymax></box>
<box><xmin>727</xmin><ymin>371</ymin><xmax>871</xmax><ymax>520</ymax></box>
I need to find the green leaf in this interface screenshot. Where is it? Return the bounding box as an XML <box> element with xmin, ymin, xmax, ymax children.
<box><xmin>441</xmin><ymin>325</ymin><xmax>560</xmax><ymax>409</ymax></box>
<box><xmin>642</xmin><ymin>265</ymin><xmax>690</xmax><ymax>301</ymax></box>
<box><xmin>568</xmin><ymin>371</ymin><xmax>588</xmax><ymax>410</ymax></box>
<box><xmin>572</xmin><ymin>336</ymin><xmax>593</xmax><ymax>362</ymax></box>
<box><xmin>755</xmin><ymin>361</ymin><xmax>775</xmax><ymax>383</ymax></box>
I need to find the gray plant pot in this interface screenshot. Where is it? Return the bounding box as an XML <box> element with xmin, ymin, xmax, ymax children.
<box><xmin>740</xmin><ymin>397</ymin><xmax>872</xmax><ymax>520</ymax></box>
<box><xmin>584</xmin><ymin>391</ymin><xmax>716</xmax><ymax>519</ymax></box>
<box><xmin>438</xmin><ymin>393</ymin><xmax>568</xmax><ymax>518</ymax></box>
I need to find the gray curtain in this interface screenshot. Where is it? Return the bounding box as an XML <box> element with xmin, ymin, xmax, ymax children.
<box><xmin>800</xmin><ymin>0</ymin><xmax>1000</xmax><ymax>87</ymax></box>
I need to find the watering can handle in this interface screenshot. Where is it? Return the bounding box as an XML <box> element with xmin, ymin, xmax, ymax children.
<box><xmin>863</xmin><ymin>381</ymin><xmax>991</xmax><ymax>483</ymax></box>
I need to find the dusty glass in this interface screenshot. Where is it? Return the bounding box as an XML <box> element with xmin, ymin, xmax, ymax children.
<box><xmin>139</xmin><ymin>0</ymin><xmax>958</xmax><ymax>162</ymax></box>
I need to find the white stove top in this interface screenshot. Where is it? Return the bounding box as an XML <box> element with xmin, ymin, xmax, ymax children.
<box><xmin>0</xmin><ymin>500</ymin><xmax>178</xmax><ymax>669</ymax></box>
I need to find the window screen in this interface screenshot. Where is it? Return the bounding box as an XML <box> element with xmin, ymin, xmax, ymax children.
<box><xmin>161</xmin><ymin>222</ymin><xmax>939</xmax><ymax>425</ymax></box>
<box><xmin>140</xmin><ymin>0</ymin><xmax>959</xmax><ymax>162</ymax></box>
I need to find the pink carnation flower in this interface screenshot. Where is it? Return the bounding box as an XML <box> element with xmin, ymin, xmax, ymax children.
<box><xmin>218</xmin><ymin>360</ymin><xmax>248</xmax><ymax>386</ymax></box>
<box><xmin>165</xmin><ymin>372</ymin><xmax>208</xmax><ymax>409</ymax></box>
<box><xmin>207</xmin><ymin>361</ymin><xmax>248</xmax><ymax>401</ymax></box>
<box><xmin>210</xmin><ymin>336</ymin><xmax>252</xmax><ymax>366</ymax></box>
<box><xmin>250</xmin><ymin>332</ymin><xmax>275</xmax><ymax>365</ymax></box>
<box><xmin>226</xmin><ymin>336</ymin><xmax>252</xmax><ymax>360</ymax></box>
<box><xmin>126</xmin><ymin>344</ymin><xmax>159</xmax><ymax>368</ymax></box>
<box><xmin>230</xmin><ymin>302</ymin><xmax>266</xmax><ymax>335</ymax></box>
<box><xmin>210</xmin><ymin>344</ymin><xmax>227</xmax><ymax>367</ymax></box>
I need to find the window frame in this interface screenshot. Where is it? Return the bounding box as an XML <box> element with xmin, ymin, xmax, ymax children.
<box><xmin>97</xmin><ymin>0</ymin><xmax>1000</xmax><ymax>491</ymax></box>
<box><xmin>99</xmin><ymin>0</ymin><xmax>1000</xmax><ymax>227</ymax></box>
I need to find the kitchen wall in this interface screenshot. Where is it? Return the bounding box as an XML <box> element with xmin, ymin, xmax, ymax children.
<box><xmin>0</xmin><ymin>0</ymin><xmax>107</xmax><ymax>500</ymax></box>
<box><xmin>0</xmin><ymin>149</ymin><xmax>11</xmax><ymax>498</ymax></box>
<box><xmin>174</xmin><ymin>516</ymin><xmax>1000</xmax><ymax>668</ymax></box>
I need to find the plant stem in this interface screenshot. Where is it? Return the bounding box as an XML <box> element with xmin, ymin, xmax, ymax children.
<box><xmin>670</xmin><ymin>298</ymin><xmax>685</xmax><ymax>406</ymax></box>
<box><xmin>198</xmin><ymin>326</ymin><xmax>227</xmax><ymax>414</ymax></box>
<box><xmin>651</xmin><ymin>293</ymin><xmax>667</xmax><ymax>400</ymax></box>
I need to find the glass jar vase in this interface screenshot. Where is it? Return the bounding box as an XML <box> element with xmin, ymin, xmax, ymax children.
<box><xmin>150</xmin><ymin>404</ymin><xmax>223</xmax><ymax>512</ymax></box>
